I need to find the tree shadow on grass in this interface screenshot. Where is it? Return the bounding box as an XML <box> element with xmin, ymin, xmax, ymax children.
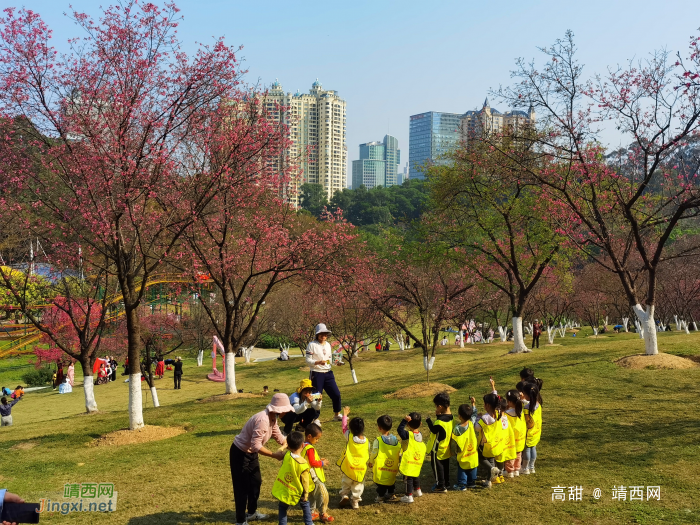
<box><xmin>193</xmin><ymin>429</ymin><xmax>238</xmax><ymax>438</ymax></box>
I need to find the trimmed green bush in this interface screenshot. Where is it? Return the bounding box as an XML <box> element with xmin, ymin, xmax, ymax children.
<box><xmin>22</xmin><ymin>367</ymin><xmax>54</xmax><ymax>387</ymax></box>
<box><xmin>257</xmin><ymin>333</ymin><xmax>293</xmax><ymax>349</ymax></box>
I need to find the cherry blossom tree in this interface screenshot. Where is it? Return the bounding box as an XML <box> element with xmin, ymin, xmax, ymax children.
<box><xmin>0</xmin><ymin>2</ymin><xmax>275</xmax><ymax>428</ymax></box>
<box><xmin>428</xmin><ymin>136</ymin><xmax>569</xmax><ymax>353</ymax></box>
<box><xmin>368</xmin><ymin>241</ymin><xmax>475</xmax><ymax>382</ymax></box>
<box><xmin>182</xmin><ymin>191</ymin><xmax>356</xmax><ymax>394</ymax></box>
<box><xmin>497</xmin><ymin>31</ymin><xmax>700</xmax><ymax>355</ymax></box>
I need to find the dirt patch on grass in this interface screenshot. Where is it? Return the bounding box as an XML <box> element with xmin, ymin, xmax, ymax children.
<box><xmin>90</xmin><ymin>425</ymin><xmax>186</xmax><ymax>447</ymax></box>
<box><xmin>615</xmin><ymin>353</ymin><xmax>699</xmax><ymax>370</ymax></box>
<box><xmin>10</xmin><ymin>441</ymin><xmax>38</xmax><ymax>451</ymax></box>
<box><xmin>545</xmin><ymin>344</ymin><xmax>562</xmax><ymax>347</ymax></box>
<box><xmin>588</xmin><ymin>335</ymin><xmax>609</xmax><ymax>339</ymax></box>
<box><xmin>197</xmin><ymin>393</ymin><xmax>264</xmax><ymax>403</ymax></box>
<box><xmin>298</xmin><ymin>366</ymin><xmax>310</xmax><ymax>372</ymax></box>
<box><xmin>384</xmin><ymin>382</ymin><xmax>457</xmax><ymax>400</ymax></box>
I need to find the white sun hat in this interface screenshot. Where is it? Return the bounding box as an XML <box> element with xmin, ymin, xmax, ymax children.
<box><xmin>314</xmin><ymin>323</ymin><xmax>332</xmax><ymax>336</ymax></box>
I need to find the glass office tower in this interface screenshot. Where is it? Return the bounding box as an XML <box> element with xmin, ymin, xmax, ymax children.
<box><xmin>408</xmin><ymin>111</ymin><xmax>462</xmax><ymax>179</ymax></box>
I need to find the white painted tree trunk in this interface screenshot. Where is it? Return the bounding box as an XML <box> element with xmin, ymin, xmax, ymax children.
<box><xmin>559</xmin><ymin>323</ymin><xmax>566</xmax><ymax>338</ymax></box>
<box><xmin>460</xmin><ymin>333</ymin><xmax>465</xmax><ymax>348</ymax></box>
<box><xmin>351</xmin><ymin>369</ymin><xmax>358</xmax><ymax>384</ymax></box>
<box><xmin>694</xmin><ymin>322</ymin><xmax>698</xmax><ymax>332</ymax></box>
<box><xmin>196</xmin><ymin>350</ymin><xmax>204</xmax><ymax>366</ymax></box>
<box><xmin>129</xmin><ymin>373</ymin><xmax>144</xmax><ymax>430</ymax></box>
<box><xmin>83</xmin><ymin>375</ymin><xmax>98</xmax><ymax>414</ymax></box>
<box><xmin>592</xmin><ymin>327</ymin><xmax>598</xmax><ymax>336</ymax></box>
<box><xmin>547</xmin><ymin>327</ymin><xmax>556</xmax><ymax>344</ymax></box>
<box><xmin>658</xmin><ymin>322</ymin><xmax>665</xmax><ymax>332</ymax></box>
<box><xmin>634</xmin><ymin>320</ymin><xmax>644</xmax><ymax>339</ymax></box>
<box><xmin>526</xmin><ymin>322</ymin><xmax>533</xmax><ymax>335</ymax></box>
<box><xmin>604</xmin><ymin>316</ymin><xmax>608</xmax><ymax>328</ymax></box>
<box><xmin>622</xmin><ymin>318</ymin><xmax>629</xmax><ymax>332</ymax></box>
<box><xmin>150</xmin><ymin>386</ymin><xmax>160</xmax><ymax>408</ymax></box>
<box><xmin>243</xmin><ymin>346</ymin><xmax>252</xmax><ymax>364</ymax></box>
<box><xmin>396</xmin><ymin>333</ymin><xmax>405</xmax><ymax>351</ymax></box>
<box><xmin>225</xmin><ymin>352</ymin><xmax>237</xmax><ymax>394</ymax></box>
<box><xmin>510</xmin><ymin>317</ymin><xmax>529</xmax><ymax>353</ymax></box>
<box><xmin>498</xmin><ymin>326</ymin><xmax>507</xmax><ymax>342</ymax></box>
<box><xmin>632</xmin><ymin>304</ymin><xmax>659</xmax><ymax>355</ymax></box>
<box><xmin>683</xmin><ymin>321</ymin><xmax>690</xmax><ymax>334</ymax></box>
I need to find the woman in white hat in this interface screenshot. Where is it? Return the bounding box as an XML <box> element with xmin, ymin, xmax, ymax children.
<box><xmin>305</xmin><ymin>323</ymin><xmax>342</xmax><ymax>421</ymax></box>
<box><xmin>230</xmin><ymin>393</ymin><xmax>294</xmax><ymax>525</ymax></box>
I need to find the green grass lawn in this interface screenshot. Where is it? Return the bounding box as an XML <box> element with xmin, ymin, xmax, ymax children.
<box><xmin>1</xmin><ymin>329</ymin><xmax>699</xmax><ymax>524</ymax></box>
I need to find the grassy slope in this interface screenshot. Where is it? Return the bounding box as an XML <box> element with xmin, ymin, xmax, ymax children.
<box><xmin>0</xmin><ymin>329</ymin><xmax>698</xmax><ymax>524</ymax></box>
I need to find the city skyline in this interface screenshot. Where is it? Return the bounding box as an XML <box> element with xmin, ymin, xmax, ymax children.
<box><xmin>22</xmin><ymin>0</ymin><xmax>700</xmax><ymax>188</ymax></box>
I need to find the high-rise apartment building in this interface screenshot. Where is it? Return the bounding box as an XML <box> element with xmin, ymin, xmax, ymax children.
<box><xmin>408</xmin><ymin>111</ymin><xmax>462</xmax><ymax>179</ymax></box>
<box><xmin>460</xmin><ymin>98</ymin><xmax>535</xmax><ymax>140</ymax></box>
<box><xmin>351</xmin><ymin>134</ymin><xmax>400</xmax><ymax>189</ymax></box>
<box><xmin>408</xmin><ymin>101</ymin><xmax>535</xmax><ymax>180</ymax></box>
<box><xmin>266</xmin><ymin>79</ymin><xmax>347</xmax><ymax>205</ymax></box>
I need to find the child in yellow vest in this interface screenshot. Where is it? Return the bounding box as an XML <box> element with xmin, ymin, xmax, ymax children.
<box><xmin>272</xmin><ymin>431</ymin><xmax>314</xmax><ymax>525</ymax></box>
<box><xmin>475</xmin><ymin>392</ymin><xmax>505</xmax><ymax>488</ymax></box>
<box><xmin>337</xmin><ymin>406</ymin><xmax>369</xmax><ymax>509</ymax></box>
<box><xmin>521</xmin><ymin>383</ymin><xmax>542</xmax><ymax>475</ymax></box>
<box><xmin>369</xmin><ymin>415</ymin><xmax>401</xmax><ymax>503</ymax></box>
<box><xmin>495</xmin><ymin>396</ymin><xmax>517</xmax><ymax>477</ymax></box>
<box><xmin>504</xmin><ymin>390</ymin><xmax>526</xmax><ymax>477</ymax></box>
<box><xmin>302</xmin><ymin>423</ymin><xmax>334</xmax><ymax>523</ymax></box>
<box><xmin>397</xmin><ymin>412</ymin><xmax>426</xmax><ymax>503</ymax></box>
<box><xmin>451</xmin><ymin>401</ymin><xmax>479</xmax><ymax>490</ymax></box>
<box><xmin>426</xmin><ymin>392</ymin><xmax>454</xmax><ymax>493</ymax></box>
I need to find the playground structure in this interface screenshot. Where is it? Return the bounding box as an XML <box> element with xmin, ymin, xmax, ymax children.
<box><xmin>0</xmin><ymin>272</ymin><xmax>213</xmax><ymax>359</ymax></box>
<box><xmin>208</xmin><ymin>335</ymin><xmax>227</xmax><ymax>382</ymax></box>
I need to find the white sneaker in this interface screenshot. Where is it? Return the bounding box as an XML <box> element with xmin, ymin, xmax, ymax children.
<box><xmin>530</xmin><ymin>467</ymin><xmax>536</xmax><ymax>474</ymax></box>
<box><xmin>514</xmin><ymin>470</ymin><xmax>520</xmax><ymax>477</ymax></box>
<box><xmin>400</xmin><ymin>495</ymin><xmax>414</xmax><ymax>503</ymax></box>
<box><xmin>332</xmin><ymin>414</ymin><xmax>343</xmax><ymax>421</ymax></box>
<box><xmin>490</xmin><ymin>466</ymin><xmax>500</xmax><ymax>481</ymax></box>
<box><xmin>313</xmin><ymin>418</ymin><xmax>322</xmax><ymax>427</ymax></box>
<box><xmin>521</xmin><ymin>468</ymin><xmax>531</xmax><ymax>475</ymax></box>
<box><xmin>351</xmin><ymin>500</ymin><xmax>359</xmax><ymax>509</ymax></box>
<box><xmin>375</xmin><ymin>496</ymin><xmax>385</xmax><ymax>504</ymax></box>
<box><xmin>414</xmin><ymin>488</ymin><xmax>423</xmax><ymax>497</ymax></box>
<box><xmin>482</xmin><ymin>480</ymin><xmax>492</xmax><ymax>488</ymax></box>
<box><xmin>246</xmin><ymin>511</ymin><xmax>268</xmax><ymax>521</ymax></box>
<box><xmin>506</xmin><ymin>472</ymin><xmax>514</xmax><ymax>478</ymax></box>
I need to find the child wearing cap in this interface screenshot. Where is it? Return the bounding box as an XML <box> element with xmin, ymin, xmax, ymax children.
<box><xmin>281</xmin><ymin>379</ymin><xmax>323</xmax><ymax>435</ymax></box>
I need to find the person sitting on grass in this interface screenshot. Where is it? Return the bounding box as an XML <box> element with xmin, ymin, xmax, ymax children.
<box><xmin>272</xmin><ymin>431</ymin><xmax>313</xmax><ymax>525</ymax></box>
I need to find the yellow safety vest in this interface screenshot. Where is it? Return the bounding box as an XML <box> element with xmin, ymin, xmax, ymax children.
<box><xmin>426</xmin><ymin>419</ymin><xmax>454</xmax><ymax>460</ymax></box>
<box><xmin>524</xmin><ymin>405</ymin><xmax>542</xmax><ymax>447</ymax></box>
<box><xmin>336</xmin><ymin>433</ymin><xmax>369</xmax><ymax>482</ymax></box>
<box><xmin>479</xmin><ymin>414</ymin><xmax>505</xmax><ymax>458</ymax></box>
<box><xmin>399</xmin><ymin>430</ymin><xmax>426</xmax><ymax>478</ymax></box>
<box><xmin>272</xmin><ymin>452</ymin><xmax>314</xmax><ymax>506</ymax></box>
<box><xmin>506</xmin><ymin>412</ymin><xmax>527</xmax><ymax>452</ymax></box>
<box><xmin>451</xmin><ymin>423</ymin><xmax>478</xmax><ymax>470</ymax></box>
<box><xmin>496</xmin><ymin>414</ymin><xmax>517</xmax><ymax>462</ymax></box>
<box><xmin>302</xmin><ymin>443</ymin><xmax>325</xmax><ymax>484</ymax></box>
<box><xmin>372</xmin><ymin>436</ymin><xmax>401</xmax><ymax>485</ymax></box>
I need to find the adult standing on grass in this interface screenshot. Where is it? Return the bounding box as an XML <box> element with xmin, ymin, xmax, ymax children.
<box><xmin>230</xmin><ymin>393</ymin><xmax>293</xmax><ymax>525</ymax></box>
<box><xmin>306</xmin><ymin>324</ymin><xmax>342</xmax><ymax>421</ymax></box>
<box><xmin>0</xmin><ymin>395</ymin><xmax>21</xmax><ymax>427</ymax></box>
<box><xmin>173</xmin><ymin>357</ymin><xmax>183</xmax><ymax>389</ymax></box>
<box><xmin>532</xmin><ymin>320</ymin><xmax>543</xmax><ymax>350</ymax></box>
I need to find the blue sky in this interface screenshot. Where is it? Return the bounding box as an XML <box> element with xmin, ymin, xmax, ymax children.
<box><xmin>19</xmin><ymin>0</ymin><xmax>700</xmax><ymax>186</ymax></box>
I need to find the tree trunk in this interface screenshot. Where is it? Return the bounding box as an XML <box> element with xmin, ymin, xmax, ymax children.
<box><xmin>82</xmin><ymin>374</ymin><xmax>98</xmax><ymax>414</ymax></box>
<box><xmin>125</xmin><ymin>307</ymin><xmax>144</xmax><ymax>430</ymax></box>
<box><xmin>622</xmin><ymin>317</ymin><xmax>629</xmax><ymax>332</ymax></box>
<box><xmin>632</xmin><ymin>304</ymin><xmax>659</xmax><ymax>355</ymax></box>
<box><xmin>225</xmin><ymin>351</ymin><xmax>237</xmax><ymax>394</ymax></box>
<box><xmin>150</xmin><ymin>386</ymin><xmax>160</xmax><ymax>408</ymax></box>
<box><xmin>547</xmin><ymin>327</ymin><xmax>555</xmax><ymax>344</ymax></box>
<box><xmin>510</xmin><ymin>316</ymin><xmax>529</xmax><ymax>353</ymax></box>
<box><xmin>197</xmin><ymin>350</ymin><xmax>204</xmax><ymax>366</ymax></box>
<box><xmin>128</xmin><ymin>373</ymin><xmax>144</xmax><ymax>429</ymax></box>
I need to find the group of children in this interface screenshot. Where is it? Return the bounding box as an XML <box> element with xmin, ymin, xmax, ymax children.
<box><xmin>271</xmin><ymin>367</ymin><xmax>544</xmax><ymax>524</ymax></box>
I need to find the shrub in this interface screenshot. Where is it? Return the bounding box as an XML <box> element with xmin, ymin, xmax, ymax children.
<box><xmin>22</xmin><ymin>367</ymin><xmax>55</xmax><ymax>387</ymax></box>
<box><xmin>257</xmin><ymin>333</ymin><xmax>293</xmax><ymax>349</ymax></box>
